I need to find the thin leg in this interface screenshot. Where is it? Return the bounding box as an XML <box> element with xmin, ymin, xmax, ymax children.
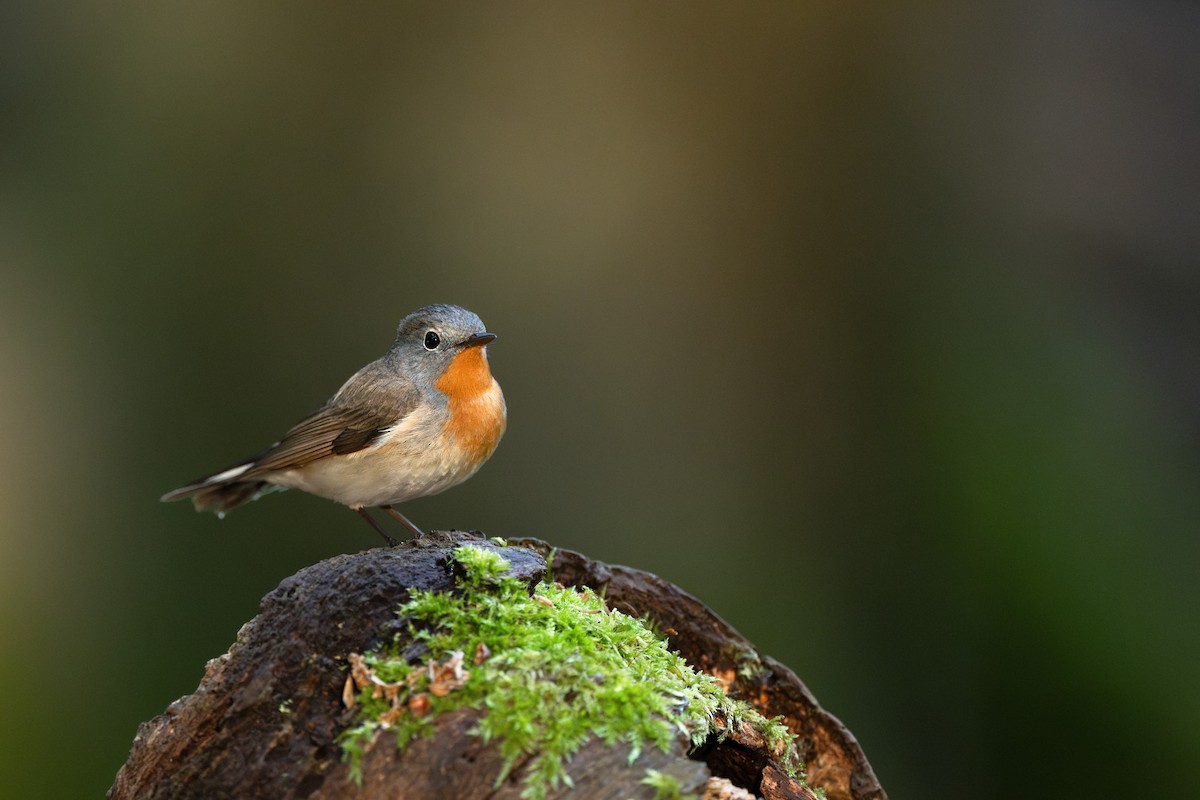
<box><xmin>354</xmin><ymin>506</ymin><xmax>400</xmax><ymax>547</ymax></box>
<box><xmin>381</xmin><ymin>505</ymin><xmax>425</xmax><ymax>539</ymax></box>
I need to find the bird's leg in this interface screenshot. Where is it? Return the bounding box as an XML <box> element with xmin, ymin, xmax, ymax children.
<box><xmin>353</xmin><ymin>506</ymin><xmax>400</xmax><ymax>547</ymax></box>
<box><xmin>381</xmin><ymin>505</ymin><xmax>426</xmax><ymax>539</ymax></box>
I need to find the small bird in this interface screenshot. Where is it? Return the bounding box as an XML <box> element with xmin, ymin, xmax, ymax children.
<box><xmin>162</xmin><ymin>304</ymin><xmax>506</xmax><ymax>544</ymax></box>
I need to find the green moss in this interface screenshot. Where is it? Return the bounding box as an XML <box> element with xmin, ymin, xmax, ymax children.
<box><xmin>340</xmin><ymin>544</ymin><xmax>801</xmax><ymax>799</ymax></box>
<box><xmin>640</xmin><ymin>768</ymin><xmax>691</xmax><ymax>800</ymax></box>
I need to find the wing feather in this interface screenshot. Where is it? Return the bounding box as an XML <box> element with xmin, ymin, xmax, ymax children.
<box><xmin>239</xmin><ymin>362</ymin><xmax>420</xmax><ymax>477</ymax></box>
<box><xmin>162</xmin><ymin>360</ymin><xmax>421</xmax><ymax>514</ymax></box>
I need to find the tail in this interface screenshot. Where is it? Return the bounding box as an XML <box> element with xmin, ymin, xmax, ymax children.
<box><xmin>161</xmin><ymin>462</ymin><xmax>282</xmax><ymax>516</ymax></box>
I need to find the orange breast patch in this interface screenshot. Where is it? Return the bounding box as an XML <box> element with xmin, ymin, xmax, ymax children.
<box><xmin>435</xmin><ymin>347</ymin><xmax>494</xmax><ymax>399</ymax></box>
<box><xmin>436</xmin><ymin>347</ymin><xmax>506</xmax><ymax>463</ymax></box>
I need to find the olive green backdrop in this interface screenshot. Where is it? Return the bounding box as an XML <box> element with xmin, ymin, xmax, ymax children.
<box><xmin>2</xmin><ymin>3</ymin><xmax>1197</xmax><ymax>798</ymax></box>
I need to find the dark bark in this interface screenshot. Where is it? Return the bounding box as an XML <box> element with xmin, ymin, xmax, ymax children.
<box><xmin>109</xmin><ymin>531</ymin><xmax>885</xmax><ymax>800</ymax></box>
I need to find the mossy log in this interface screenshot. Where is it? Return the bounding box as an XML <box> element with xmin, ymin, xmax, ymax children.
<box><xmin>108</xmin><ymin>531</ymin><xmax>885</xmax><ymax>800</ymax></box>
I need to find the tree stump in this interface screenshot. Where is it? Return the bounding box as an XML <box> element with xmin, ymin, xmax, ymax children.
<box><xmin>109</xmin><ymin>531</ymin><xmax>885</xmax><ymax>800</ymax></box>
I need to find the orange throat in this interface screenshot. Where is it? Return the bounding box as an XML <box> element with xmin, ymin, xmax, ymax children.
<box><xmin>435</xmin><ymin>347</ymin><xmax>506</xmax><ymax>462</ymax></box>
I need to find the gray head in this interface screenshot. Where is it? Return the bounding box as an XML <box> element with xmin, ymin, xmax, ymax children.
<box><xmin>385</xmin><ymin>304</ymin><xmax>496</xmax><ymax>375</ymax></box>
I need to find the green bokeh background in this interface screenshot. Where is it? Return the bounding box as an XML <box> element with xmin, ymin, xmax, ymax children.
<box><xmin>2</xmin><ymin>3</ymin><xmax>1197</xmax><ymax>798</ymax></box>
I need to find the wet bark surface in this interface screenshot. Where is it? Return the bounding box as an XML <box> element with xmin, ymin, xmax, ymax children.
<box><xmin>109</xmin><ymin>531</ymin><xmax>885</xmax><ymax>800</ymax></box>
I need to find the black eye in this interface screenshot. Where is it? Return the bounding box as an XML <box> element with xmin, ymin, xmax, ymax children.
<box><xmin>423</xmin><ymin>330</ymin><xmax>441</xmax><ymax>350</ymax></box>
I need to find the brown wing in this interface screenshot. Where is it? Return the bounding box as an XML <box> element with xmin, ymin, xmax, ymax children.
<box><xmin>240</xmin><ymin>363</ymin><xmax>420</xmax><ymax>477</ymax></box>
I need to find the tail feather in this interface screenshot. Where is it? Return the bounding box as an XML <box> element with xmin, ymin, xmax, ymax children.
<box><xmin>161</xmin><ymin>477</ymin><xmax>280</xmax><ymax>515</ymax></box>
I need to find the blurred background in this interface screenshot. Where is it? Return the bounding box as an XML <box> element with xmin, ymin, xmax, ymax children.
<box><xmin>2</xmin><ymin>2</ymin><xmax>1197</xmax><ymax>797</ymax></box>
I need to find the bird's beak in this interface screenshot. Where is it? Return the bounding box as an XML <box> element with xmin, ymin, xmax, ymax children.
<box><xmin>461</xmin><ymin>332</ymin><xmax>497</xmax><ymax>348</ymax></box>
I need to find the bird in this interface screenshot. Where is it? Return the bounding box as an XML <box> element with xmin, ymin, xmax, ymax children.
<box><xmin>161</xmin><ymin>304</ymin><xmax>506</xmax><ymax>544</ymax></box>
